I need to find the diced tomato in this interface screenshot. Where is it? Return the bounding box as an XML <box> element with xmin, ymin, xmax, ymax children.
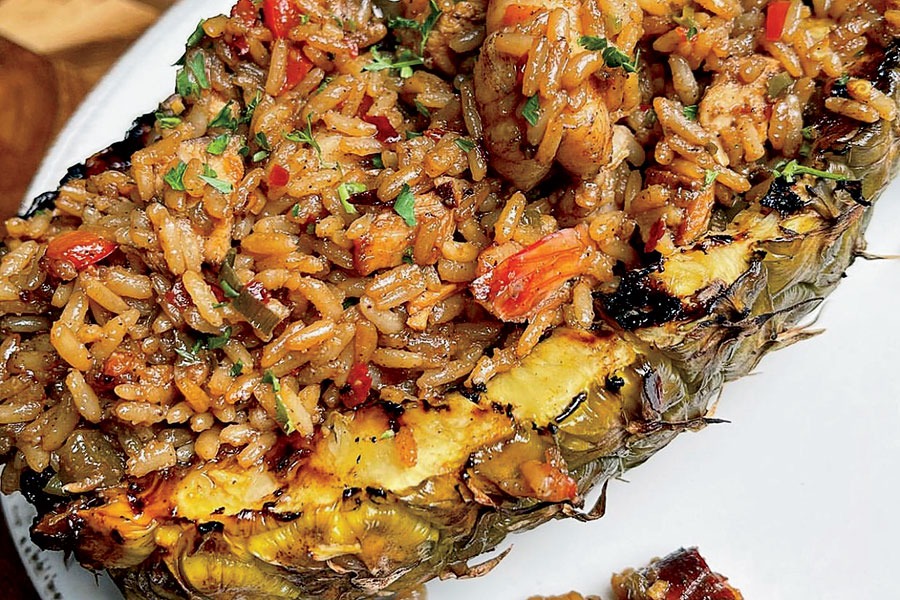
<box><xmin>470</xmin><ymin>227</ymin><xmax>593</xmax><ymax>322</ymax></box>
<box><xmin>357</xmin><ymin>95</ymin><xmax>401</xmax><ymax>143</ymax></box>
<box><xmin>45</xmin><ymin>230</ymin><xmax>117</xmax><ymax>271</ymax></box>
<box><xmin>231</xmin><ymin>0</ymin><xmax>258</xmax><ymax>23</ymax></box>
<box><xmin>502</xmin><ymin>4</ymin><xmax>540</xmax><ymax>27</ymax></box>
<box><xmin>394</xmin><ymin>427</ymin><xmax>418</xmax><ymax>467</ymax></box>
<box><xmin>280</xmin><ymin>45</ymin><xmax>313</xmax><ymax>94</ymax></box>
<box><xmin>269</xmin><ymin>164</ymin><xmax>291</xmax><ymax>187</ymax></box>
<box><xmin>227</xmin><ymin>35</ymin><xmax>250</xmax><ymax>57</ymax></box>
<box><xmin>263</xmin><ymin>0</ymin><xmax>303</xmax><ymax>38</ymax></box>
<box><xmin>343</xmin><ymin>362</ymin><xmax>373</xmax><ymax>408</ymax></box>
<box><xmin>244</xmin><ymin>279</ymin><xmax>270</xmax><ymax>302</ymax></box>
<box><xmin>644</xmin><ymin>218</ymin><xmax>666</xmax><ymax>254</ymax></box>
<box><xmin>765</xmin><ymin>0</ymin><xmax>791</xmax><ymax>42</ymax></box>
<box><xmin>165</xmin><ymin>281</ymin><xmax>193</xmax><ymax>311</ymax></box>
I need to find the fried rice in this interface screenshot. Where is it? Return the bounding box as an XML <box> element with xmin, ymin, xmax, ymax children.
<box><xmin>0</xmin><ymin>0</ymin><xmax>894</xmax><ymax>504</ymax></box>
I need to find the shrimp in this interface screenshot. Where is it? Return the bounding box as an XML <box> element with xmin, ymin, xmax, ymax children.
<box><xmin>473</xmin><ymin>0</ymin><xmax>642</xmax><ymax>190</ymax></box>
<box><xmin>470</xmin><ymin>225</ymin><xmax>596</xmax><ymax>322</ymax></box>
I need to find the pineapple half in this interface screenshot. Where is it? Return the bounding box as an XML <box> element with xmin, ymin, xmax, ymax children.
<box><xmin>11</xmin><ymin>23</ymin><xmax>900</xmax><ymax>600</ymax></box>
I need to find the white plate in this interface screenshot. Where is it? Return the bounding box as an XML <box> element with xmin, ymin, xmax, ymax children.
<box><xmin>5</xmin><ymin>2</ymin><xmax>900</xmax><ymax>598</ymax></box>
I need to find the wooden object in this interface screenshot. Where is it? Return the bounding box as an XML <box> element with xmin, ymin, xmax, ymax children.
<box><xmin>0</xmin><ymin>0</ymin><xmax>176</xmax><ymax>595</ymax></box>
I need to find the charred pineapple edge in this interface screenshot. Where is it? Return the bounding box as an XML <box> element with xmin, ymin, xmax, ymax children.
<box><xmin>17</xmin><ymin>43</ymin><xmax>900</xmax><ymax>600</ymax></box>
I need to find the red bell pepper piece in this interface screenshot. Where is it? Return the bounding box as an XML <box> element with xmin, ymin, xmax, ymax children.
<box><xmin>46</xmin><ymin>231</ymin><xmax>117</xmax><ymax>271</ymax></box>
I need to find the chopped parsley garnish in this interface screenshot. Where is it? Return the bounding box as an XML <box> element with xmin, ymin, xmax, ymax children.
<box><xmin>801</xmin><ymin>125</ymin><xmax>817</xmax><ymax>140</ymax></box>
<box><xmin>342</xmin><ymin>297</ymin><xmax>361</xmax><ymax>309</ymax></box>
<box><xmin>337</xmin><ymin>182</ymin><xmax>367</xmax><ymax>214</ymax></box>
<box><xmin>577</xmin><ymin>36</ymin><xmax>639</xmax><ymax>73</ymax></box>
<box><xmin>683</xmin><ymin>104</ymin><xmax>699</xmax><ymax>121</ymax></box>
<box><xmin>704</xmin><ymin>169</ymin><xmax>719</xmax><ymax>188</ymax></box>
<box><xmin>363</xmin><ymin>47</ymin><xmax>424</xmax><ymax>79</ymax></box>
<box><xmin>414</xmin><ymin>100</ymin><xmax>432</xmax><ymax>118</ymax></box>
<box><xmin>252</xmin><ymin>132</ymin><xmax>271</xmax><ymax>161</ymax></box>
<box><xmin>174</xmin><ymin>345</ymin><xmax>200</xmax><ymax>364</ymax></box>
<box><xmin>176</xmin><ymin>68</ymin><xmax>200</xmax><ymax>99</ymax></box>
<box><xmin>773</xmin><ymin>159</ymin><xmax>848</xmax><ymax>183</ymax></box>
<box><xmin>220</xmin><ymin>279</ymin><xmax>240</xmax><ymax>298</ymax></box>
<box><xmin>206</xmin><ymin>326</ymin><xmax>232</xmax><ymax>350</ymax></box>
<box><xmin>394</xmin><ymin>184</ymin><xmax>417</xmax><ymax>226</ymax></box>
<box><xmin>405</xmin><ymin>130</ymin><xmax>423</xmax><ymax>139</ymax></box>
<box><xmin>155</xmin><ymin>111</ymin><xmax>182</xmax><ymax>129</ymax></box>
<box><xmin>455</xmin><ymin>137</ymin><xmax>475</xmax><ymax>153</ymax></box>
<box><xmin>401</xmin><ymin>247</ymin><xmax>415</xmax><ymax>264</ymax></box>
<box><xmin>371</xmin><ymin>154</ymin><xmax>384</xmax><ymax>169</ymax></box>
<box><xmin>199</xmin><ymin>165</ymin><xmax>234</xmax><ymax>194</ymax></box>
<box><xmin>379</xmin><ymin>429</ymin><xmax>396</xmax><ymax>440</ymax></box>
<box><xmin>672</xmin><ymin>6</ymin><xmax>699</xmax><ymax>40</ymax></box>
<box><xmin>291</xmin><ymin>203</ymin><xmax>301</xmax><ymax>218</ymax></box>
<box><xmin>186</xmin><ymin>20</ymin><xmax>206</xmax><ymax>48</ymax></box>
<box><xmin>835</xmin><ymin>73</ymin><xmax>850</xmax><ymax>86</ymax></box>
<box><xmin>283</xmin><ymin>114</ymin><xmax>322</xmax><ymax>157</ymax></box>
<box><xmin>388</xmin><ymin>0</ymin><xmax>442</xmax><ymax>54</ymax></box>
<box><xmin>240</xmin><ymin>92</ymin><xmax>262</xmax><ymax>125</ymax></box>
<box><xmin>207</xmin><ymin>134</ymin><xmax>230</xmax><ymax>155</ymax></box>
<box><xmin>164</xmin><ymin>161</ymin><xmax>188</xmax><ymax>191</ymax></box>
<box><xmin>230</xmin><ymin>361</ymin><xmax>244</xmax><ymax>377</ymax></box>
<box><xmin>262</xmin><ymin>369</ymin><xmax>281</xmax><ymax>392</ymax></box>
<box><xmin>209</xmin><ymin>101</ymin><xmax>239</xmax><ymax>130</ymax></box>
<box><xmin>187</xmin><ymin>52</ymin><xmax>210</xmax><ymax>90</ymax></box>
<box><xmin>522</xmin><ymin>95</ymin><xmax>540</xmax><ymax>127</ymax></box>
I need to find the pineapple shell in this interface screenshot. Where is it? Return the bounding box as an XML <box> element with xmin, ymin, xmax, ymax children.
<box><xmin>23</xmin><ymin>39</ymin><xmax>900</xmax><ymax>600</ymax></box>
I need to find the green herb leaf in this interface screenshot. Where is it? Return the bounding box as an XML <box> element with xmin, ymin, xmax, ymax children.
<box><xmin>174</xmin><ymin>346</ymin><xmax>200</xmax><ymax>364</ymax></box>
<box><xmin>255</xmin><ymin>132</ymin><xmax>271</xmax><ymax>151</ymax></box>
<box><xmin>240</xmin><ymin>92</ymin><xmax>262</xmax><ymax>125</ymax></box>
<box><xmin>420</xmin><ymin>0</ymin><xmax>443</xmax><ymax>54</ymax></box>
<box><xmin>175</xmin><ymin>68</ymin><xmax>200</xmax><ymax>99</ymax></box>
<box><xmin>155</xmin><ymin>112</ymin><xmax>182</xmax><ymax>129</ymax></box>
<box><xmin>230</xmin><ymin>361</ymin><xmax>244</xmax><ymax>377</ymax></box>
<box><xmin>291</xmin><ymin>203</ymin><xmax>301</xmax><ymax>218</ymax></box>
<box><xmin>387</xmin><ymin>0</ymin><xmax>442</xmax><ymax>55</ymax></box>
<box><xmin>362</xmin><ymin>47</ymin><xmax>424</xmax><ymax>79</ymax></box>
<box><xmin>199</xmin><ymin>165</ymin><xmax>234</xmax><ymax>194</ymax></box>
<box><xmin>164</xmin><ymin>161</ymin><xmax>188</xmax><ymax>191</ymax></box>
<box><xmin>401</xmin><ymin>247</ymin><xmax>414</xmax><ymax>264</ymax></box>
<box><xmin>283</xmin><ymin>114</ymin><xmax>322</xmax><ymax>157</ymax></box>
<box><xmin>672</xmin><ymin>6</ymin><xmax>699</xmax><ymax>40</ymax></box>
<box><xmin>773</xmin><ymin>159</ymin><xmax>848</xmax><ymax>183</ymax></box>
<box><xmin>405</xmin><ymin>130</ymin><xmax>423</xmax><ymax>139</ymax></box>
<box><xmin>252</xmin><ymin>150</ymin><xmax>270</xmax><ymax>162</ymax></box>
<box><xmin>220</xmin><ymin>280</ymin><xmax>240</xmax><ymax>298</ymax></box>
<box><xmin>209</xmin><ymin>101</ymin><xmax>239</xmax><ymax>130</ymax></box>
<box><xmin>704</xmin><ymin>169</ymin><xmax>719</xmax><ymax>188</ymax></box>
<box><xmin>207</xmin><ymin>134</ymin><xmax>230</xmax><ymax>155</ymax></box>
<box><xmin>274</xmin><ymin>395</ymin><xmax>295</xmax><ymax>434</ymax></box>
<box><xmin>337</xmin><ymin>182</ymin><xmax>367</xmax><ymax>214</ymax></box>
<box><xmin>577</xmin><ymin>36</ymin><xmax>639</xmax><ymax>73</ymax></box>
<box><xmin>371</xmin><ymin>154</ymin><xmax>384</xmax><ymax>169</ymax></box>
<box><xmin>455</xmin><ymin>138</ymin><xmax>476</xmax><ymax>153</ymax></box>
<box><xmin>186</xmin><ymin>20</ymin><xmax>206</xmax><ymax>48</ymax></box>
<box><xmin>206</xmin><ymin>326</ymin><xmax>232</xmax><ymax>350</ymax></box>
<box><xmin>682</xmin><ymin>104</ymin><xmax>698</xmax><ymax>121</ymax></box>
<box><xmin>414</xmin><ymin>100</ymin><xmax>431</xmax><ymax>118</ymax></box>
<box><xmin>394</xmin><ymin>184</ymin><xmax>416</xmax><ymax>226</ymax></box>
<box><xmin>262</xmin><ymin>369</ymin><xmax>281</xmax><ymax>393</ymax></box>
<box><xmin>342</xmin><ymin>297</ymin><xmax>361</xmax><ymax>309</ymax></box>
<box><xmin>379</xmin><ymin>429</ymin><xmax>396</xmax><ymax>440</ymax></box>
<box><xmin>388</xmin><ymin>16</ymin><xmax>420</xmax><ymax>29</ymax></box>
<box><xmin>316</xmin><ymin>75</ymin><xmax>333</xmax><ymax>95</ymax></box>
<box><xmin>801</xmin><ymin>125</ymin><xmax>817</xmax><ymax>140</ymax></box>
<box><xmin>522</xmin><ymin>95</ymin><xmax>540</xmax><ymax>127</ymax></box>
<box><xmin>187</xmin><ymin>52</ymin><xmax>210</xmax><ymax>90</ymax></box>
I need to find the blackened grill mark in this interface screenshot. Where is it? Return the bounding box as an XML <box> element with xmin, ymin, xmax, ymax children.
<box><xmin>554</xmin><ymin>392</ymin><xmax>587</xmax><ymax>424</ymax></box>
<box><xmin>595</xmin><ymin>263</ymin><xmax>683</xmax><ymax>330</ymax></box>
<box><xmin>836</xmin><ymin>179</ymin><xmax>869</xmax><ymax>206</ymax></box>
<box><xmin>197</xmin><ymin>522</ymin><xmax>224</xmax><ymax>535</ymax></box>
<box><xmin>604</xmin><ymin>375</ymin><xmax>625</xmax><ymax>393</ymax></box>
<box><xmin>760</xmin><ymin>177</ymin><xmax>806</xmax><ymax>215</ymax></box>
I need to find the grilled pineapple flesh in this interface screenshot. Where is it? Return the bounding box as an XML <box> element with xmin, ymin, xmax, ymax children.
<box><xmin>8</xmin><ymin>4</ymin><xmax>900</xmax><ymax>600</ymax></box>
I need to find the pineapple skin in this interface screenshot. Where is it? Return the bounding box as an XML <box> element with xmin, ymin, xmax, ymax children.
<box><xmin>27</xmin><ymin>43</ymin><xmax>900</xmax><ymax>600</ymax></box>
